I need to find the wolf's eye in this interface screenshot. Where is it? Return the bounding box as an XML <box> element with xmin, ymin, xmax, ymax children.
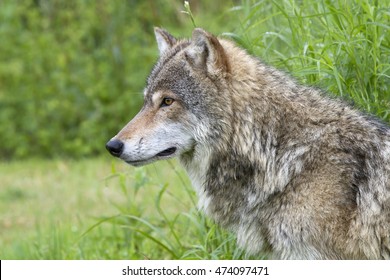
<box><xmin>161</xmin><ymin>97</ymin><xmax>174</xmax><ymax>107</ymax></box>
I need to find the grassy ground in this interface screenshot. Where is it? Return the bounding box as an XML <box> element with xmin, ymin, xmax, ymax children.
<box><xmin>0</xmin><ymin>158</ymin><xmax>249</xmax><ymax>259</ymax></box>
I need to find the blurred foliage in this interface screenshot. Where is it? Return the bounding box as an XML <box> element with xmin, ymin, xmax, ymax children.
<box><xmin>0</xmin><ymin>0</ymin><xmax>388</xmax><ymax>159</ymax></box>
<box><xmin>0</xmin><ymin>0</ymin><xmax>237</xmax><ymax>159</ymax></box>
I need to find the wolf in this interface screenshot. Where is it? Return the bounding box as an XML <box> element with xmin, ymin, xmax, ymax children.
<box><xmin>106</xmin><ymin>27</ymin><xmax>390</xmax><ymax>259</ymax></box>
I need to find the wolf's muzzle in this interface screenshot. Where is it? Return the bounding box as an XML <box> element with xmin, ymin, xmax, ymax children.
<box><xmin>106</xmin><ymin>139</ymin><xmax>124</xmax><ymax>157</ymax></box>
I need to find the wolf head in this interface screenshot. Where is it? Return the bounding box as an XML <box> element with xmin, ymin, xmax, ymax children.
<box><xmin>106</xmin><ymin>28</ymin><xmax>231</xmax><ymax>166</ymax></box>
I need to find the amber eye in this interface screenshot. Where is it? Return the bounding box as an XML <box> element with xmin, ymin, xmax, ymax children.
<box><xmin>161</xmin><ymin>97</ymin><xmax>174</xmax><ymax>107</ymax></box>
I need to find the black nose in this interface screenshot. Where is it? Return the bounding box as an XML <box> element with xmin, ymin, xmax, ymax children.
<box><xmin>105</xmin><ymin>139</ymin><xmax>124</xmax><ymax>157</ymax></box>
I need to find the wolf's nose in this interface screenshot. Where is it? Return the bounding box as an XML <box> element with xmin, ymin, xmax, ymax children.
<box><xmin>106</xmin><ymin>139</ymin><xmax>124</xmax><ymax>157</ymax></box>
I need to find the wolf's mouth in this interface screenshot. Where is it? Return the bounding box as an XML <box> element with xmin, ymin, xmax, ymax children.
<box><xmin>124</xmin><ymin>147</ymin><xmax>177</xmax><ymax>166</ymax></box>
<box><xmin>156</xmin><ymin>147</ymin><xmax>177</xmax><ymax>157</ymax></box>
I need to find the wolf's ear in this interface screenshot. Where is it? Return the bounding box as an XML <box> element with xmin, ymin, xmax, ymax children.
<box><xmin>186</xmin><ymin>28</ymin><xmax>229</xmax><ymax>73</ymax></box>
<box><xmin>154</xmin><ymin>27</ymin><xmax>177</xmax><ymax>56</ymax></box>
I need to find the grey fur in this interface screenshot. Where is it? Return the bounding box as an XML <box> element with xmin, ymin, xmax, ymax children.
<box><xmin>107</xmin><ymin>28</ymin><xmax>390</xmax><ymax>259</ymax></box>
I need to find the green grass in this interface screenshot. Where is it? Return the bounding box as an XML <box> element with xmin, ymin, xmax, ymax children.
<box><xmin>229</xmin><ymin>0</ymin><xmax>389</xmax><ymax>122</ymax></box>
<box><xmin>0</xmin><ymin>158</ymin><xmax>250</xmax><ymax>259</ymax></box>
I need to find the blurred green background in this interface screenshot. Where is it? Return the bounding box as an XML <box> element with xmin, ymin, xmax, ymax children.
<box><xmin>0</xmin><ymin>0</ymin><xmax>389</xmax><ymax>160</ymax></box>
<box><xmin>0</xmin><ymin>0</ymin><xmax>238</xmax><ymax>159</ymax></box>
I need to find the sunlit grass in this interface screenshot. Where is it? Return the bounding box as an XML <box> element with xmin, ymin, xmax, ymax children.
<box><xmin>0</xmin><ymin>158</ymin><xmax>251</xmax><ymax>259</ymax></box>
<box><xmin>0</xmin><ymin>158</ymin><xmax>125</xmax><ymax>259</ymax></box>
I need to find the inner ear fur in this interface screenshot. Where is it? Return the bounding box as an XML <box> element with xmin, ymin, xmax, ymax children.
<box><xmin>187</xmin><ymin>28</ymin><xmax>229</xmax><ymax>73</ymax></box>
<box><xmin>154</xmin><ymin>27</ymin><xmax>177</xmax><ymax>56</ymax></box>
